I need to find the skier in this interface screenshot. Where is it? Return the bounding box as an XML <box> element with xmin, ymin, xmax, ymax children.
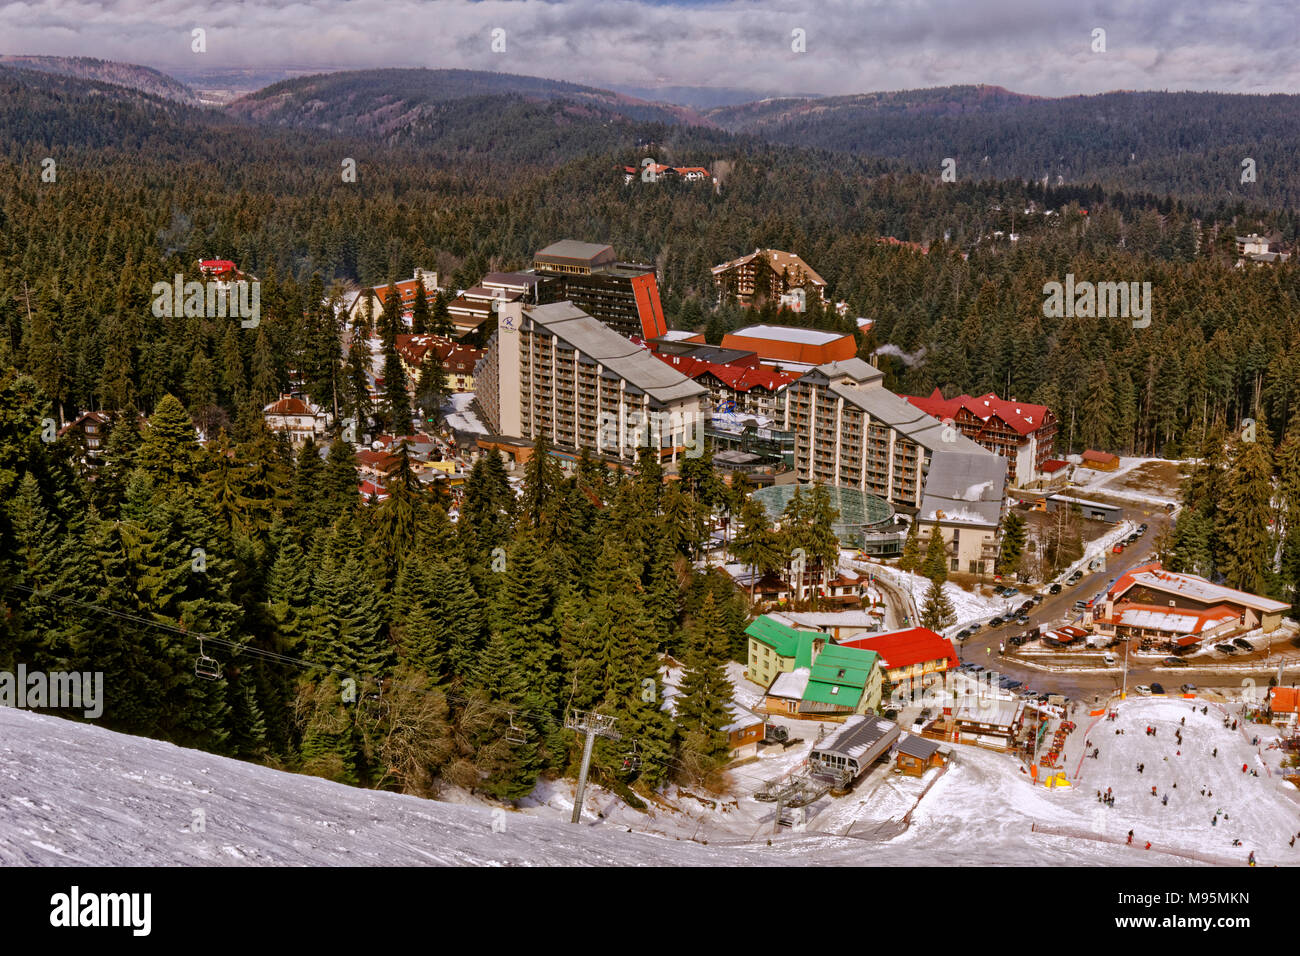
<box><xmin>1232</xmin><ymin>719</ymin><xmax>1237</xmax><ymax>731</ymax></box>
<box><xmin>1180</xmin><ymin>717</ymin><xmax>1185</xmax><ymax>726</ymax></box>
<box><xmin>1097</xmin><ymin>789</ymin><xmax>1102</xmax><ymax>802</ymax></box>
<box><xmin>1127</xmin><ymin>830</ymin><xmax>1133</xmax><ymax>845</ymax></box>
<box><xmin>1162</xmin><ymin>794</ymin><xmax>1168</xmax><ymax>806</ymax></box>
<box><xmin>1289</xmin><ymin>836</ymin><xmax>1294</xmax><ymax>848</ymax></box>
<box><xmin>1151</xmin><ymin>785</ymin><xmax>1157</xmax><ymax>796</ymax></box>
<box><xmin>1212</xmin><ymin>816</ymin><xmax>1217</xmax><ymax>827</ymax></box>
<box><xmin>1248</xmin><ymin>851</ymin><xmax>1256</xmax><ymax>866</ymax></box>
<box><xmin>1145</xmin><ymin>841</ymin><xmax>1152</xmax><ymax>850</ymax></box>
<box><xmin>1243</xmin><ymin>763</ymin><xmax>1249</xmax><ymax>773</ymax></box>
<box><xmin>1212</xmin><ymin>748</ymin><xmax>1217</xmax><ymax>758</ymax></box>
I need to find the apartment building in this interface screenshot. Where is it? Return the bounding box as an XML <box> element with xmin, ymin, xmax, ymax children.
<box><xmin>787</xmin><ymin>358</ymin><xmax>1007</xmax><ymax>573</ymax></box>
<box><xmin>476</xmin><ymin>301</ymin><xmax>709</xmax><ymax>463</ymax></box>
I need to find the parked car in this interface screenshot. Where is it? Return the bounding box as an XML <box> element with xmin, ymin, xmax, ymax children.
<box><xmin>1135</xmin><ymin>685</ymin><xmax>1152</xmax><ymax>696</ymax></box>
<box><xmin>1234</xmin><ymin>638</ymin><xmax>1255</xmax><ymax>651</ymax></box>
<box><xmin>1112</xmin><ymin>543</ymin><xmax>1125</xmax><ymax>554</ymax></box>
<box><xmin>993</xmin><ymin>585</ymin><xmax>1009</xmax><ymax>596</ymax></box>
<box><xmin>989</xmin><ymin>616</ymin><xmax>1005</xmax><ymax>626</ymax></box>
<box><xmin>968</xmin><ymin>622</ymin><xmax>982</xmax><ymax>632</ymax></box>
<box><xmin>1162</xmin><ymin>656</ymin><xmax>1188</xmax><ymax>667</ymax></box>
<box><xmin>1180</xmin><ymin>683</ymin><xmax>1198</xmax><ymax>693</ymax></box>
<box><xmin>1018</xmin><ymin>600</ymin><xmax>1034</xmax><ymax>612</ymax></box>
<box><xmin>1048</xmin><ymin>583</ymin><xmax>1063</xmax><ymax>594</ymax></box>
<box><xmin>1138</xmin><ymin>523</ymin><xmax>1148</xmax><ymax>533</ymax></box>
<box><xmin>1215</xmin><ymin>644</ymin><xmax>1237</xmax><ymax>655</ymax></box>
<box><xmin>1031</xmin><ymin>593</ymin><xmax>1045</xmax><ymax>605</ymax></box>
<box><xmin>1103</xmin><ymin>653</ymin><xmax>1116</xmax><ymax>666</ymax></box>
<box><xmin>1004</xmin><ymin>587</ymin><xmax>1021</xmax><ymax>597</ymax></box>
<box><xmin>1150</xmin><ymin>682</ymin><xmax>1165</xmax><ymax>695</ymax></box>
<box><xmin>1067</xmin><ymin>572</ymin><xmax>1083</xmax><ymax>584</ymax></box>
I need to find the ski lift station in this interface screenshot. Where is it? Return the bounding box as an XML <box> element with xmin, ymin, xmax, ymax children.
<box><xmin>808</xmin><ymin>714</ymin><xmax>900</xmax><ymax>791</ymax></box>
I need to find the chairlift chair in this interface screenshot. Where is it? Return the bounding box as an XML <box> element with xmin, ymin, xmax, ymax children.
<box><xmin>621</xmin><ymin>741</ymin><xmax>642</xmax><ymax>772</ymax></box>
<box><xmin>504</xmin><ymin>712</ymin><xmax>528</xmax><ymax>745</ymax></box>
<box><xmin>195</xmin><ymin>638</ymin><xmax>222</xmax><ymax>680</ymax></box>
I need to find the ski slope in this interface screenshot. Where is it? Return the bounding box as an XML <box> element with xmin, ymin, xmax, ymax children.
<box><xmin>1</xmin><ymin>703</ymin><xmax>1295</xmax><ymax>866</ymax></box>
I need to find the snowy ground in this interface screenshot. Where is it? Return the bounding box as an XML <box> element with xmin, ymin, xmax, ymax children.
<box><xmin>1067</xmin><ymin>456</ymin><xmax>1185</xmax><ymax>508</ymax></box>
<box><xmin>6</xmin><ymin>697</ymin><xmax>1293</xmax><ymax>866</ymax></box>
<box><xmin>861</xmin><ymin>560</ymin><xmax>1007</xmax><ymax>633</ymax></box>
<box><xmin>442</xmin><ymin>392</ymin><xmax>487</xmax><ymax>435</ymax></box>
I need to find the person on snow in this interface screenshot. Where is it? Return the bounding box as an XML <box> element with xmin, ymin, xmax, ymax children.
<box><xmin>1243</xmin><ymin>763</ymin><xmax>1249</xmax><ymax>773</ymax></box>
<box><xmin>1151</xmin><ymin>786</ymin><xmax>1157</xmax><ymax>796</ymax></box>
<box><xmin>1145</xmin><ymin>842</ymin><xmax>1152</xmax><ymax>850</ymax></box>
<box><xmin>1212</xmin><ymin>748</ymin><xmax>1217</xmax><ymax>758</ymax></box>
<box><xmin>1232</xmin><ymin>720</ymin><xmax>1237</xmax><ymax>730</ymax></box>
<box><xmin>1212</xmin><ymin>816</ymin><xmax>1217</xmax><ymax>827</ymax></box>
<box><xmin>1180</xmin><ymin>716</ymin><xmax>1185</xmax><ymax>726</ymax></box>
<box><xmin>1127</xmin><ymin>830</ymin><xmax>1134</xmax><ymax>845</ymax></box>
<box><xmin>1248</xmin><ymin>851</ymin><xmax>1256</xmax><ymax>866</ymax></box>
<box><xmin>1162</xmin><ymin>794</ymin><xmax>1168</xmax><ymax>806</ymax></box>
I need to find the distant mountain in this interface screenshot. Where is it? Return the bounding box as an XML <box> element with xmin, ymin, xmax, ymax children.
<box><xmin>0</xmin><ymin>55</ymin><xmax>200</xmax><ymax>105</ymax></box>
<box><xmin>227</xmin><ymin>68</ymin><xmax>709</xmax><ymax>134</ymax></box>
<box><xmin>706</xmin><ymin>84</ymin><xmax>1300</xmax><ymax>207</ymax></box>
<box><xmin>609</xmin><ymin>84</ymin><xmax>820</xmax><ymax>110</ymax></box>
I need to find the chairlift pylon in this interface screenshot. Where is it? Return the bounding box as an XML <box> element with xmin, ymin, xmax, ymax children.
<box><xmin>195</xmin><ymin>638</ymin><xmax>222</xmax><ymax>681</ymax></box>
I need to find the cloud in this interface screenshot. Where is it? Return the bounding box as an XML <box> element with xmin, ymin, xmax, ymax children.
<box><xmin>1</xmin><ymin>0</ymin><xmax>1297</xmax><ymax>97</ymax></box>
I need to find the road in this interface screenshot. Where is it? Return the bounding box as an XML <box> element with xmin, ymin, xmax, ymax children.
<box><xmin>946</xmin><ymin>497</ymin><xmax>1283</xmax><ymax>701</ymax></box>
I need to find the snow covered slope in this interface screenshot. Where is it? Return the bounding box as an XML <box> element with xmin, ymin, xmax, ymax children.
<box><xmin>1</xmin><ymin>704</ymin><xmax>1293</xmax><ymax>866</ymax></box>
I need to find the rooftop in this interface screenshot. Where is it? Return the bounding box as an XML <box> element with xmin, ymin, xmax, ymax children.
<box><xmin>727</xmin><ymin>324</ymin><xmax>845</xmax><ymax>346</ymax></box>
<box><xmin>523</xmin><ymin>302</ymin><xmax>707</xmax><ymax>405</ymax></box>
<box><xmin>1114</xmin><ymin>567</ymin><xmax>1290</xmax><ymax>614</ymax></box>
<box><xmin>811</xmin><ymin>714</ymin><xmax>898</xmax><ymax>760</ymax></box>
<box><xmin>841</xmin><ymin>627</ymin><xmax>957</xmax><ymax>670</ymax></box>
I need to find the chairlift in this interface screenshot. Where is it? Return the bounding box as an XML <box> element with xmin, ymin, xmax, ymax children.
<box><xmin>621</xmin><ymin>741</ymin><xmax>642</xmax><ymax>772</ymax></box>
<box><xmin>504</xmin><ymin>712</ymin><xmax>528</xmax><ymax>745</ymax></box>
<box><xmin>195</xmin><ymin>638</ymin><xmax>222</xmax><ymax>680</ymax></box>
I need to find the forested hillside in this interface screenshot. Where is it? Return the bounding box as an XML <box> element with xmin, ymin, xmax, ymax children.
<box><xmin>2</xmin><ymin>64</ymin><xmax>1300</xmax><ymax>799</ymax></box>
<box><xmin>708</xmin><ymin>86</ymin><xmax>1300</xmax><ymax>211</ymax></box>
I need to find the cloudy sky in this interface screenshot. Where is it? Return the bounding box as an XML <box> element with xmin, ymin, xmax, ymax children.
<box><xmin>3</xmin><ymin>0</ymin><xmax>1298</xmax><ymax>99</ymax></box>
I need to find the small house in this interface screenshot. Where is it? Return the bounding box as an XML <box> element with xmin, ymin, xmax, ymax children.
<box><xmin>894</xmin><ymin>734</ymin><xmax>950</xmax><ymax>777</ymax></box>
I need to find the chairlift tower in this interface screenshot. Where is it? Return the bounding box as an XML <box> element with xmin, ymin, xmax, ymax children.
<box><xmin>565</xmin><ymin>710</ymin><xmax>620</xmax><ymax>824</ymax></box>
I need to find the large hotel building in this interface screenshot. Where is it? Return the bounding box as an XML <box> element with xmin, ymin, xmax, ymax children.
<box><xmin>476</xmin><ymin>301</ymin><xmax>708</xmax><ymax>463</ymax></box>
<box><xmin>786</xmin><ymin>359</ymin><xmax>1008</xmax><ymax>574</ymax></box>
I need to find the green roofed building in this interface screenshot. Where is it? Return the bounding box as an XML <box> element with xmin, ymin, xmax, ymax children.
<box><xmin>803</xmin><ymin>643</ymin><xmax>882</xmax><ymax>717</ymax></box>
<box><xmin>747</xmin><ymin>614</ymin><xmax>883</xmax><ymax>719</ymax></box>
<box><xmin>745</xmin><ymin>614</ymin><xmax>826</xmax><ymax>688</ymax></box>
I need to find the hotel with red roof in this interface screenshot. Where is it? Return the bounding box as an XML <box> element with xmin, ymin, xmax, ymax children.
<box><xmin>902</xmin><ymin>388</ymin><xmax>1057</xmax><ymax>487</ymax></box>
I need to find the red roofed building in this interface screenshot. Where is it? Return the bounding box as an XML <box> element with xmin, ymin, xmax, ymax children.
<box><xmin>838</xmin><ymin>627</ymin><xmax>957</xmax><ymax>688</ymax></box>
<box><xmin>1268</xmin><ymin>687</ymin><xmax>1298</xmax><ymax>731</ymax></box>
<box><xmin>650</xmin><ymin>348</ymin><xmax>796</xmax><ymax>419</ymax></box>
<box><xmin>1080</xmin><ymin>449</ymin><xmax>1119</xmax><ymax>471</ymax></box>
<box><xmin>1095</xmin><ymin>562</ymin><xmax>1291</xmax><ymax>641</ymax></box>
<box><xmin>198</xmin><ymin>259</ymin><xmax>239</xmax><ymax>280</ymax></box>
<box><xmin>263</xmin><ymin>394</ymin><xmax>330</xmax><ymax>447</ymax></box>
<box><xmin>395</xmin><ymin>334</ymin><xmax>485</xmax><ymax>392</ymax></box>
<box><xmin>346</xmin><ymin>270</ymin><xmax>440</xmax><ymax>331</ymax></box>
<box><xmin>903</xmin><ymin>388</ymin><xmax>1058</xmax><ymax>487</ymax></box>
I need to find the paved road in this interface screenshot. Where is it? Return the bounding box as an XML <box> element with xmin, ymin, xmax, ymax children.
<box><xmin>952</xmin><ymin>498</ymin><xmax>1215</xmax><ymax>700</ymax></box>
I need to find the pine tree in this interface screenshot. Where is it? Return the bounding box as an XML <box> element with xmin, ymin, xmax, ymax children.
<box><xmin>996</xmin><ymin>510</ymin><xmax>1027</xmax><ymax>577</ymax></box>
<box><xmin>921</xmin><ymin>577</ymin><xmax>956</xmax><ymax>631</ymax></box>
<box><xmin>674</xmin><ymin>592</ymin><xmax>733</xmax><ymax>772</ymax></box>
<box><xmin>139</xmin><ymin>394</ymin><xmax>199</xmax><ymax>490</ymax></box>
<box><xmin>732</xmin><ymin>495</ymin><xmax>782</xmax><ymax>600</ymax></box>
<box><xmin>1216</xmin><ymin>422</ymin><xmax>1276</xmax><ymax>594</ymax></box>
<box><xmin>410</xmin><ymin>271</ymin><xmax>431</xmax><ymax>334</ymax></box>
<box><xmin>921</xmin><ymin>524</ymin><xmax>949</xmax><ymax>583</ymax></box>
<box><xmin>899</xmin><ymin>518</ymin><xmax>921</xmax><ymax>572</ymax></box>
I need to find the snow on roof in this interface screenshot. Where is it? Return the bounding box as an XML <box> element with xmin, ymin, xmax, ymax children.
<box><xmin>1117</xmin><ymin>569</ymin><xmax>1290</xmax><ymax>614</ymax></box>
<box><xmin>730</xmin><ymin>324</ymin><xmax>844</xmax><ymax>346</ymax></box>
<box><xmin>767</xmin><ymin>667</ymin><xmax>811</xmax><ymax>700</ymax></box>
<box><xmin>1111</xmin><ymin>602</ymin><xmax>1239</xmax><ymax>634</ymax></box>
<box><xmin>812</xmin><ymin>714</ymin><xmax>899</xmax><ymax>760</ymax></box>
<box><xmin>953</xmin><ymin>698</ymin><xmax>1022</xmax><ymax>728</ymax></box>
<box><xmin>660</xmin><ymin>329</ymin><xmax>704</xmax><ymax>341</ymax></box>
